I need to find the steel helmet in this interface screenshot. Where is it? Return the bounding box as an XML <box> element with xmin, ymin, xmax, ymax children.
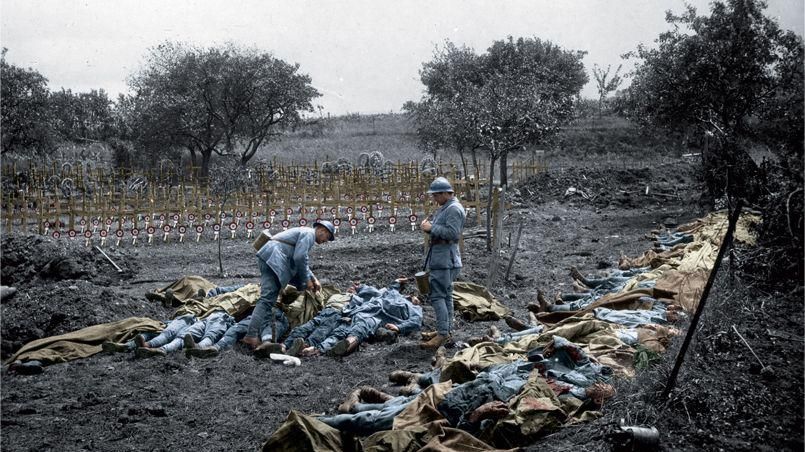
<box><xmin>426</xmin><ymin>177</ymin><xmax>454</xmax><ymax>194</ymax></box>
<box><xmin>313</xmin><ymin>220</ymin><xmax>336</xmax><ymax>241</ymax></box>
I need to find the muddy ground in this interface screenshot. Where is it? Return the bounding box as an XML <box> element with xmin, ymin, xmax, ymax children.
<box><xmin>1</xmin><ymin>158</ymin><xmax>802</xmax><ymax>451</ymax></box>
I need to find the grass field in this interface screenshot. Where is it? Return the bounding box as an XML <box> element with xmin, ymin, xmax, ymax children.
<box><xmin>255</xmin><ymin>113</ymin><xmax>423</xmax><ymax>164</ymax></box>
<box><xmin>255</xmin><ymin>111</ymin><xmax>688</xmax><ymax>171</ymax></box>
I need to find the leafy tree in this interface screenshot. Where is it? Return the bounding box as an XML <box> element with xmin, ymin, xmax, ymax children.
<box><xmin>0</xmin><ymin>48</ymin><xmax>54</xmax><ymax>154</ymax></box>
<box><xmin>412</xmin><ymin>37</ymin><xmax>586</xmax><ymax>187</ymax></box>
<box><xmin>127</xmin><ymin>42</ymin><xmax>319</xmax><ymax>178</ymax></box>
<box><xmin>592</xmin><ymin>64</ymin><xmax>624</xmax><ymax>116</ymax></box>
<box><xmin>625</xmin><ymin>0</ymin><xmax>804</xmax><ymax>286</ymax></box>
<box><xmin>50</xmin><ymin>88</ymin><xmax>116</xmax><ymax>142</ymax></box>
<box><xmin>408</xmin><ymin>38</ymin><xmax>587</xmax><ymax>249</ymax></box>
<box><xmin>626</xmin><ymin>0</ymin><xmax>802</xmax><ymax>147</ymax></box>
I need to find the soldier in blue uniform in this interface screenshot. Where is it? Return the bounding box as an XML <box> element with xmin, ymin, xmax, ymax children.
<box><xmin>242</xmin><ymin>221</ymin><xmax>335</xmax><ymax>350</ymax></box>
<box><xmin>419</xmin><ymin>177</ymin><xmax>466</xmax><ymax>349</ymax></box>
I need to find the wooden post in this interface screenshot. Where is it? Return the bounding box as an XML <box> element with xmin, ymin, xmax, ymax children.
<box><xmin>504</xmin><ymin>222</ymin><xmax>524</xmax><ymax>281</ymax></box>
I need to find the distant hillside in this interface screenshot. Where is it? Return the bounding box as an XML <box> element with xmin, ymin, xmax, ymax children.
<box><xmin>255</xmin><ymin>113</ymin><xmax>424</xmax><ymax>165</ymax></box>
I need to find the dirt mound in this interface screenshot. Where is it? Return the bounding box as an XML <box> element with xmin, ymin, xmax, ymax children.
<box><xmin>1</xmin><ymin>235</ymin><xmax>139</xmax><ymax>288</ymax></box>
<box><xmin>1</xmin><ymin>235</ymin><xmax>162</xmax><ymax>360</ymax></box>
<box><xmin>513</xmin><ymin>161</ymin><xmax>700</xmax><ymax>208</ymax></box>
<box><xmin>1</xmin><ymin>281</ymin><xmax>170</xmax><ymax>360</ymax></box>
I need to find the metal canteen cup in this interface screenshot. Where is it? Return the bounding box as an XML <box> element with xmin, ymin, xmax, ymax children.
<box><xmin>415</xmin><ymin>271</ymin><xmax>430</xmax><ymax>295</ymax></box>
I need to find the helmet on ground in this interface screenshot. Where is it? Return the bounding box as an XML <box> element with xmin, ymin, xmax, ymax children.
<box><xmin>427</xmin><ymin>177</ymin><xmax>454</xmax><ymax>194</ymax></box>
<box><xmin>313</xmin><ymin>220</ymin><xmax>336</xmax><ymax>241</ymax></box>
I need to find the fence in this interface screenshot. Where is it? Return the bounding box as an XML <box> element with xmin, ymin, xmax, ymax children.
<box><xmin>1</xmin><ymin>156</ymin><xmax>546</xmax><ymax>247</ymax></box>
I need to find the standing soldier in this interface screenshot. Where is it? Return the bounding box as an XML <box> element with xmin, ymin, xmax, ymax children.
<box><xmin>243</xmin><ymin>221</ymin><xmax>336</xmax><ymax>352</ymax></box>
<box><xmin>419</xmin><ymin>177</ymin><xmax>466</xmax><ymax>349</ymax></box>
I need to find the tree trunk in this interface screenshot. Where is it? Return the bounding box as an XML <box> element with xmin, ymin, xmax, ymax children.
<box><xmin>457</xmin><ymin>148</ymin><xmax>468</xmax><ymax>180</ymax></box>
<box><xmin>499</xmin><ymin>151</ymin><xmax>508</xmax><ymax>188</ymax></box>
<box><xmin>201</xmin><ymin>150</ymin><xmax>213</xmax><ymax>182</ymax></box>
<box><xmin>188</xmin><ymin>147</ymin><xmax>199</xmax><ymax>180</ymax></box>
<box><xmin>485</xmin><ymin>156</ymin><xmax>497</xmax><ymax>251</ymax></box>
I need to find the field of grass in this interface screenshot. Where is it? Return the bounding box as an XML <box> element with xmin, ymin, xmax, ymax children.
<box><xmin>255</xmin><ymin>113</ymin><xmax>425</xmax><ymax>165</ymax></box>
<box><xmin>5</xmin><ymin>111</ymin><xmax>688</xmax><ymax>176</ymax></box>
<box><xmin>254</xmin><ymin>112</ymin><xmax>688</xmax><ymax>171</ymax></box>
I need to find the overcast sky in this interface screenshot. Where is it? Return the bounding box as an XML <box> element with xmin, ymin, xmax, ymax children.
<box><xmin>2</xmin><ymin>0</ymin><xmax>803</xmax><ymax>115</ymax></box>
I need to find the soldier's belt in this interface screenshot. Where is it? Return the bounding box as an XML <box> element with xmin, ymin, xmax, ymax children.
<box><xmin>430</xmin><ymin>238</ymin><xmax>458</xmax><ymax>245</ymax></box>
<box><xmin>272</xmin><ymin>238</ymin><xmax>296</xmax><ymax>247</ymax></box>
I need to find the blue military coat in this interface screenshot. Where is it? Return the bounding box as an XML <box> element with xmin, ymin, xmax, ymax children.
<box><xmin>255</xmin><ymin>227</ymin><xmax>316</xmax><ymax>290</ymax></box>
<box><xmin>427</xmin><ymin>197</ymin><xmax>466</xmax><ymax>270</ymax></box>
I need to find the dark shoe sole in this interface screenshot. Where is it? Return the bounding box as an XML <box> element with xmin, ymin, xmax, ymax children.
<box><xmin>286</xmin><ymin>338</ymin><xmax>305</xmax><ymax>357</ymax></box>
<box><xmin>254</xmin><ymin>343</ymin><xmax>283</xmax><ymax>359</ymax></box>
<box><xmin>330</xmin><ymin>339</ymin><xmax>358</xmax><ymax>356</ymax></box>
<box><xmin>187</xmin><ymin>347</ymin><xmax>219</xmax><ymax>359</ymax></box>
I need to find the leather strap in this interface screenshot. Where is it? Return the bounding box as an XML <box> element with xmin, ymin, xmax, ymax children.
<box><xmin>271</xmin><ymin>238</ymin><xmax>296</xmax><ymax>247</ymax></box>
<box><xmin>430</xmin><ymin>238</ymin><xmax>457</xmax><ymax>245</ymax></box>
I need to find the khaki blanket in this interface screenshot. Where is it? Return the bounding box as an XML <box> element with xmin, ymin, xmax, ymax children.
<box><xmin>173</xmin><ymin>283</ymin><xmax>261</xmax><ymax>319</ymax></box>
<box><xmin>6</xmin><ymin>317</ymin><xmax>164</xmax><ymax>365</ymax></box>
<box><xmin>479</xmin><ymin>371</ymin><xmax>570</xmax><ymax>447</ymax></box>
<box><xmin>150</xmin><ymin>276</ymin><xmax>217</xmax><ymax>303</ymax></box>
<box><xmin>280</xmin><ymin>285</ymin><xmax>343</xmax><ymax>329</ymax></box>
<box><xmin>262</xmin><ymin>383</ymin><xmax>512</xmax><ymax>452</ymax></box>
<box><xmin>452</xmin><ymin>282</ymin><xmax>511</xmax><ymax>321</ymax></box>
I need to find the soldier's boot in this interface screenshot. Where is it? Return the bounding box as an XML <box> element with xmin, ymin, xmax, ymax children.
<box><xmin>399</xmin><ymin>382</ymin><xmax>422</xmax><ymax>396</ymax></box>
<box><xmin>503</xmin><ymin>315</ymin><xmax>528</xmax><ymax>332</ymax></box>
<box><xmin>420</xmin><ymin>331</ymin><xmax>438</xmax><ymax>341</ymax></box>
<box><xmin>187</xmin><ymin>346</ymin><xmax>220</xmax><ymax>359</ymax></box>
<box><xmin>586</xmin><ymin>382</ymin><xmax>616</xmax><ymax>406</ymax></box>
<box><xmin>253</xmin><ymin>342</ymin><xmax>283</xmax><ymax>359</ymax></box>
<box><xmin>420</xmin><ymin>334</ymin><xmax>447</xmax><ymax>350</ymax></box>
<box><xmin>569</xmin><ymin>266</ymin><xmax>585</xmax><ymax>282</ymax></box>
<box><xmin>358</xmin><ymin>387</ymin><xmax>394</xmax><ymax>404</ymax></box>
<box><xmin>388</xmin><ymin>370</ymin><xmax>419</xmax><ymax>385</ymax></box>
<box><xmin>286</xmin><ymin>338</ymin><xmax>306</xmax><ymax>357</ymax></box>
<box><xmin>135</xmin><ymin>347</ymin><xmax>166</xmax><ymax>359</ymax></box>
<box><xmin>102</xmin><ymin>341</ymin><xmax>129</xmax><ymax>353</ymax></box>
<box><xmin>331</xmin><ymin>336</ymin><xmax>360</xmax><ymax>356</ymax></box>
<box><xmin>338</xmin><ymin>388</ymin><xmax>361</xmax><ymax>413</ymax></box>
<box><xmin>134</xmin><ymin>334</ymin><xmax>148</xmax><ymax>348</ymax></box>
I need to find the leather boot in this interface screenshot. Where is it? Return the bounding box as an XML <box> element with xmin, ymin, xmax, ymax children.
<box><xmin>358</xmin><ymin>387</ymin><xmax>393</xmax><ymax>404</ymax></box>
<box><xmin>420</xmin><ymin>334</ymin><xmax>447</xmax><ymax>350</ymax></box>
<box><xmin>135</xmin><ymin>347</ymin><xmax>166</xmax><ymax>359</ymax></box>
<box><xmin>373</xmin><ymin>327</ymin><xmax>398</xmax><ymax>344</ymax></box>
<box><xmin>503</xmin><ymin>315</ymin><xmax>528</xmax><ymax>332</ymax></box>
<box><xmin>102</xmin><ymin>341</ymin><xmax>129</xmax><ymax>353</ymax></box>
<box><xmin>187</xmin><ymin>346</ymin><xmax>219</xmax><ymax>359</ymax></box>
<box><xmin>331</xmin><ymin>336</ymin><xmax>360</xmax><ymax>356</ymax></box>
<box><xmin>286</xmin><ymin>338</ymin><xmax>305</xmax><ymax>357</ymax></box>
<box><xmin>388</xmin><ymin>370</ymin><xmax>419</xmax><ymax>385</ymax></box>
<box><xmin>338</xmin><ymin>388</ymin><xmax>361</xmax><ymax>413</ymax></box>
<box><xmin>569</xmin><ymin>266</ymin><xmax>585</xmax><ymax>282</ymax></box>
<box><xmin>537</xmin><ymin>290</ymin><xmax>552</xmax><ymax>312</ymax></box>
<box><xmin>134</xmin><ymin>334</ymin><xmax>148</xmax><ymax>348</ymax></box>
<box><xmin>183</xmin><ymin>334</ymin><xmax>196</xmax><ymax>350</ymax></box>
<box><xmin>399</xmin><ymin>382</ymin><xmax>422</xmax><ymax>395</ymax></box>
<box><xmin>254</xmin><ymin>342</ymin><xmax>283</xmax><ymax>359</ymax></box>
<box><xmin>420</xmin><ymin>331</ymin><xmax>438</xmax><ymax>341</ymax></box>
